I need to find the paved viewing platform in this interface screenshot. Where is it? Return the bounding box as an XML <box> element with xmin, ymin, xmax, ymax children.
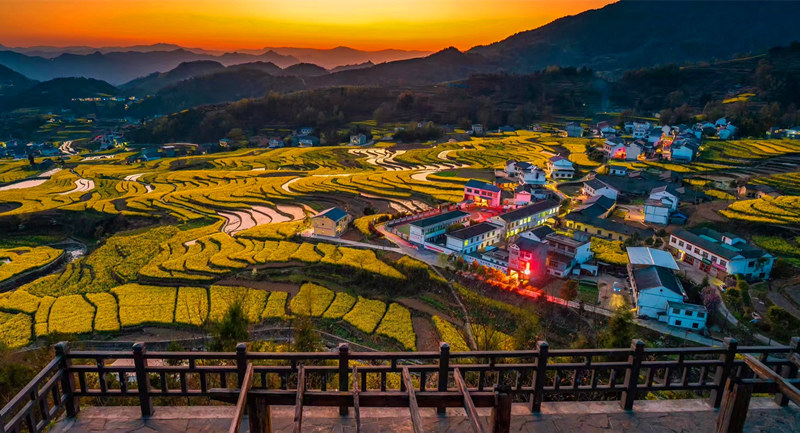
<box><xmin>50</xmin><ymin>399</ymin><xmax>799</xmax><ymax>433</ymax></box>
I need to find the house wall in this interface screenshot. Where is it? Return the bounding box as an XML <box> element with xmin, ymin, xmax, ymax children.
<box><xmin>637</xmin><ymin>288</ymin><xmax>684</xmax><ymax>318</ymax></box>
<box><xmin>668</xmin><ymin>235</ymin><xmax>774</xmax><ymax>281</ymax></box>
<box><xmin>666</xmin><ymin>307</ymin><xmax>707</xmax><ymax>330</ymax></box>
<box><xmin>644</xmin><ymin>205</ymin><xmax>669</xmax><ymax>224</ymax></box>
<box><xmin>312</xmin><ymin>216</ymin><xmax>347</xmax><ymax>237</ymax></box>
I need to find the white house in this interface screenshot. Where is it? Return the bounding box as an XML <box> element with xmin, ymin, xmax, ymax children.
<box><xmin>644</xmin><ymin>199</ymin><xmax>670</xmax><ymax>225</ymax></box>
<box><xmin>632</xmin><ymin>121</ymin><xmax>652</xmax><ymax>139</ymax></box>
<box><xmin>519</xmin><ymin>166</ymin><xmax>547</xmax><ymax>185</ymax></box>
<box><xmin>582</xmin><ymin>178</ymin><xmax>619</xmax><ymax>200</ymax></box>
<box><xmin>471</xmin><ymin>124</ymin><xmax>485</xmax><ymax>136</ymax></box>
<box><xmin>649</xmin><ymin>185</ymin><xmax>680</xmax><ymax>212</ymax></box>
<box><xmin>445</xmin><ymin>222</ymin><xmax>503</xmax><ymax>254</ymax></box>
<box><xmin>546</xmin><ymin>156</ymin><xmax>575</xmax><ymax>179</ymax></box>
<box><xmin>545</xmin><ymin>232</ymin><xmax>593</xmax><ymax>277</ymax></box>
<box><xmin>298</xmin><ymin>126</ymin><xmax>314</xmax><ymax>136</ymax></box>
<box><xmin>669</xmin><ymin>228</ymin><xmax>775</xmax><ymax>281</ymax></box>
<box><xmin>608</xmin><ymin>165</ymin><xmax>628</xmax><ymax>176</ymax></box>
<box><xmin>665</xmin><ymin>301</ymin><xmax>708</xmax><ymax>330</ymax></box>
<box><xmin>604</xmin><ymin>137</ymin><xmax>642</xmax><ymax>161</ymax></box>
<box><xmin>408</xmin><ymin>210</ymin><xmax>470</xmax><ymax>245</ymax></box>
<box><xmin>631</xmin><ymin>265</ymin><xmax>686</xmax><ymax>319</ymax></box>
<box><xmin>489</xmin><ymin>199</ymin><xmax>560</xmax><ymax>239</ymax></box>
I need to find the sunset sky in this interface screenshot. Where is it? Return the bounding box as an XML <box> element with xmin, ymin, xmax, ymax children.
<box><xmin>0</xmin><ymin>0</ymin><xmax>616</xmax><ymax>51</ymax></box>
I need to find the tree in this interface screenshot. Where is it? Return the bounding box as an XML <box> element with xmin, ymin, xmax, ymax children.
<box><xmin>292</xmin><ymin>314</ymin><xmax>322</xmax><ymax>352</ymax></box>
<box><xmin>513</xmin><ymin>315</ymin><xmax>541</xmax><ymax>350</ymax></box>
<box><xmin>209</xmin><ymin>302</ymin><xmax>249</xmax><ymax>352</ymax></box>
<box><xmin>766</xmin><ymin>306</ymin><xmax>800</xmax><ymax>342</ymax></box>
<box><xmin>560</xmin><ymin>280</ymin><xmax>579</xmax><ymax>302</ymax></box>
<box><xmin>600</xmin><ymin>308</ymin><xmax>634</xmax><ymax>348</ymax></box>
<box><xmin>701</xmin><ymin>286</ymin><xmax>722</xmax><ymax>313</ymax></box>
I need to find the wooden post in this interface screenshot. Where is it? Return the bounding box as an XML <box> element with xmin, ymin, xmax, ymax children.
<box><xmin>437</xmin><ymin>342</ymin><xmax>450</xmax><ymax>415</ymax></box>
<box><xmin>54</xmin><ymin>342</ymin><xmax>79</xmax><ymax>418</ymax></box>
<box><xmin>775</xmin><ymin>337</ymin><xmax>800</xmax><ymax>407</ymax></box>
<box><xmin>236</xmin><ymin>343</ymin><xmax>248</xmax><ymax>387</ymax></box>
<box><xmin>530</xmin><ymin>341</ymin><xmax>548</xmax><ymax>413</ymax></box>
<box><xmin>715</xmin><ymin>378</ymin><xmax>752</xmax><ymax>433</ymax></box>
<box><xmin>709</xmin><ymin>338</ymin><xmax>738</xmax><ymax>408</ymax></box>
<box><xmin>620</xmin><ymin>339</ymin><xmax>645</xmax><ymax>411</ymax></box>
<box><xmin>133</xmin><ymin>342</ymin><xmax>153</xmax><ymax>417</ymax></box>
<box><xmin>491</xmin><ymin>385</ymin><xmax>512</xmax><ymax>433</ymax></box>
<box><xmin>248</xmin><ymin>397</ymin><xmax>272</xmax><ymax>433</ymax></box>
<box><xmin>338</xmin><ymin>343</ymin><xmax>349</xmax><ymax>416</ymax></box>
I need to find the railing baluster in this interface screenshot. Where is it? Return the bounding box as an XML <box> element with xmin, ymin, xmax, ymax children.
<box><xmin>55</xmin><ymin>342</ymin><xmax>79</xmax><ymax>418</ymax></box>
<box><xmin>775</xmin><ymin>337</ymin><xmax>800</xmax><ymax>406</ymax></box>
<box><xmin>621</xmin><ymin>340</ymin><xmax>645</xmax><ymax>411</ymax></box>
<box><xmin>437</xmin><ymin>342</ymin><xmax>450</xmax><ymax>415</ymax></box>
<box><xmin>133</xmin><ymin>342</ymin><xmax>153</xmax><ymax>417</ymax></box>
<box><xmin>338</xmin><ymin>344</ymin><xmax>349</xmax><ymax>416</ymax></box>
<box><xmin>530</xmin><ymin>341</ymin><xmax>548</xmax><ymax>413</ymax></box>
<box><xmin>709</xmin><ymin>338</ymin><xmax>737</xmax><ymax>408</ymax></box>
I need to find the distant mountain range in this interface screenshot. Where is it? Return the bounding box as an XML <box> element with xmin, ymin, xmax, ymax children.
<box><xmin>0</xmin><ymin>44</ymin><xmax>431</xmax><ymax>85</ymax></box>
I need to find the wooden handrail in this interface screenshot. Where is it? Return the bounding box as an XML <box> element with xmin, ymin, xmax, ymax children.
<box><xmin>454</xmin><ymin>368</ymin><xmax>486</xmax><ymax>433</ymax></box>
<box><xmin>228</xmin><ymin>363</ymin><xmax>254</xmax><ymax>433</ymax></box>
<box><xmin>353</xmin><ymin>366</ymin><xmax>361</xmax><ymax>433</ymax></box>
<box><xmin>743</xmin><ymin>355</ymin><xmax>800</xmax><ymax>405</ymax></box>
<box><xmin>293</xmin><ymin>367</ymin><xmax>305</xmax><ymax>433</ymax></box>
<box><xmin>402</xmin><ymin>368</ymin><xmax>424</xmax><ymax>433</ymax></box>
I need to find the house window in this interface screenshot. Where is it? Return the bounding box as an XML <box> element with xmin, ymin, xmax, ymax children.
<box><xmin>672</xmin><ymin>308</ymin><xmax>681</xmax><ymax>315</ymax></box>
<box><xmin>748</xmin><ymin>261</ymin><xmax>755</xmax><ymax>268</ymax></box>
<box><xmin>675</xmin><ymin>320</ymin><xmax>682</xmax><ymax>326</ymax></box>
<box><xmin>697</xmin><ymin>312</ymin><xmax>706</xmax><ymax>318</ymax></box>
<box><xmin>678</xmin><ymin>241</ymin><xmax>684</xmax><ymax>247</ymax></box>
<box><xmin>719</xmin><ymin>260</ymin><xmax>727</xmax><ymax>267</ymax></box>
<box><xmin>692</xmin><ymin>323</ymin><xmax>699</xmax><ymax>329</ymax></box>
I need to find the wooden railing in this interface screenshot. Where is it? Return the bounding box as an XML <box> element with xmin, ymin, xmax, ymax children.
<box><xmin>1</xmin><ymin>337</ymin><xmax>799</xmax><ymax>433</ymax></box>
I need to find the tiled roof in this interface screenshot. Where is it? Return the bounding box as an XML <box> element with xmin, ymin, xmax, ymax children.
<box><xmin>447</xmin><ymin>222</ymin><xmax>501</xmax><ymax>240</ymax></box>
<box><xmin>314</xmin><ymin>207</ymin><xmax>349</xmax><ymax>222</ymax></box>
<box><xmin>409</xmin><ymin>210</ymin><xmax>469</xmax><ymax>228</ymax></box>
<box><xmin>495</xmin><ymin>200</ymin><xmax>560</xmax><ymax>223</ymax></box>
<box><xmin>633</xmin><ymin>265</ymin><xmax>684</xmax><ymax>295</ymax></box>
<box><xmin>465</xmin><ymin>179</ymin><xmax>500</xmax><ymax>193</ymax></box>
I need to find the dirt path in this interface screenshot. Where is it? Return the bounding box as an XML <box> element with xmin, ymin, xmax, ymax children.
<box><xmin>397</xmin><ymin>298</ymin><xmax>462</xmax><ymax>325</ymax></box>
<box><xmin>412</xmin><ymin>317</ymin><xmax>439</xmax><ymax>351</ymax></box>
<box><xmin>213</xmin><ymin>279</ymin><xmax>301</xmax><ymax>296</ymax></box>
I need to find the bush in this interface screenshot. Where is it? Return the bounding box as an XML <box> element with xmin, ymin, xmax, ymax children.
<box><xmin>375</xmin><ymin>303</ymin><xmax>416</xmax><ymax>350</ymax></box>
<box><xmin>343</xmin><ymin>297</ymin><xmax>386</xmax><ymax>333</ymax></box>
<box><xmin>290</xmin><ymin>283</ymin><xmax>335</xmax><ymax>317</ymax></box>
<box><xmin>431</xmin><ymin>316</ymin><xmax>469</xmax><ymax>351</ymax></box>
<box><xmin>322</xmin><ymin>292</ymin><xmax>357</xmax><ymax>319</ymax></box>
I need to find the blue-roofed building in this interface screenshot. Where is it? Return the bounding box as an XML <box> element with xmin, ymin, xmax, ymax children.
<box><xmin>463</xmin><ymin>180</ymin><xmax>502</xmax><ymax>207</ymax></box>
<box><xmin>311</xmin><ymin>207</ymin><xmax>351</xmax><ymax>237</ymax></box>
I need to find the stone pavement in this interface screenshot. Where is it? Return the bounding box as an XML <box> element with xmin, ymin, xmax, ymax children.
<box><xmin>50</xmin><ymin>398</ymin><xmax>800</xmax><ymax>432</ymax></box>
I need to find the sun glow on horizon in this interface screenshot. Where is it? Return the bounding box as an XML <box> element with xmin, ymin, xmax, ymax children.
<box><xmin>0</xmin><ymin>0</ymin><xmax>616</xmax><ymax>51</ymax></box>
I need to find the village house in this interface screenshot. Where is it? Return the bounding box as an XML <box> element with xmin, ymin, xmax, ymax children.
<box><xmin>445</xmin><ymin>222</ymin><xmax>503</xmax><ymax>254</ymax></box>
<box><xmin>470</xmin><ymin>124</ymin><xmax>485</xmax><ymax>136</ymax></box>
<box><xmin>349</xmin><ymin>134</ymin><xmax>368</xmax><ymax>145</ymax></box>
<box><xmin>667</xmin><ymin>136</ymin><xmax>700</xmax><ymax>162</ymax></box>
<box><xmin>505</xmin><ymin>161</ymin><xmax>546</xmax><ymax>185</ymax></box>
<box><xmin>545</xmin><ymin>232</ymin><xmax>593</xmax><ymax>277</ymax></box>
<box><xmin>298</xmin><ymin>126</ymin><xmax>314</xmax><ymax>136</ymax></box>
<box><xmin>489</xmin><ymin>199</ymin><xmax>560</xmax><ymax>239</ymax></box>
<box><xmin>644</xmin><ymin>185</ymin><xmax>680</xmax><ymax>225</ymax></box>
<box><xmin>519</xmin><ymin>225</ymin><xmax>555</xmax><ymax>243</ymax></box>
<box><xmin>565</xmin><ymin>122</ymin><xmax>584</xmax><ymax>138</ymax></box>
<box><xmin>608</xmin><ymin>165</ymin><xmax>628</xmax><ymax>176</ymax></box>
<box><xmin>407</xmin><ymin>210</ymin><xmax>470</xmax><ymax>245</ymax></box>
<box><xmin>311</xmin><ymin>207</ymin><xmax>351</xmax><ymax>238</ymax></box>
<box><xmin>564</xmin><ymin>213</ymin><xmax>653</xmax><ymax>242</ymax></box>
<box><xmin>786</xmin><ymin>127</ymin><xmax>800</xmax><ymax>140</ymax></box>
<box><xmin>546</xmin><ymin>156</ymin><xmax>575</xmax><ymax>179</ymax></box>
<box><xmin>508</xmin><ymin>237</ymin><xmax>548</xmax><ymax>280</ymax></box>
<box><xmin>583</xmin><ymin>178</ymin><xmax>619</xmax><ymax>200</ymax></box>
<box><xmin>513</xmin><ymin>184</ymin><xmax>555</xmax><ymax>206</ymax></box>
<box><xmin>668</xmin><ymin>228</ymin><xmax>775</xmax><ymax>281</ymax></box>
<box><xmin>738</xmin><ymin>183</ymin><xmax>779</xmax><ymax>199</ymax></box>
<box><xmin>631</xmin><ymin>265</ymin><xmax>687</xmax><ymax>317</ymax></box>
<box><xmin>463</xmin><ymin>180</ymin><xmax>502</xmax><ymax>207</ymax></box>
<box><xmin>632</xmin><ymin>121</ymin><xmax>652</xmax><ymax>139</ymax></box>
<box><xmin>572</xmin><ymin>195</ymin><xmax>616</xmax><ymax>219</ymax></box>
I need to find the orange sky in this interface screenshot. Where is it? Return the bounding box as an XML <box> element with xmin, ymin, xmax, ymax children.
<box><xmin>0</xmin><ymin>0</ymin><xmax>616</xmax><ymax>51</ymax></box>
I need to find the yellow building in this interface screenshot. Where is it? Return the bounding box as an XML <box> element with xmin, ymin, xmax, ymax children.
<box><xmin>311</xmin><ymin>207</ymin><xmax>351</xmax><ymax>237</ymax></box>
